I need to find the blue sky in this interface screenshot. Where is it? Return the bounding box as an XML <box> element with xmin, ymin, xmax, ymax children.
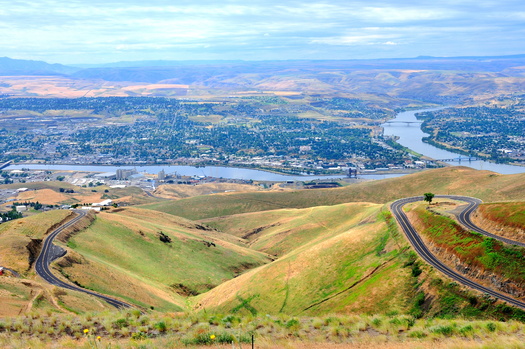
<box><xmin>1</xmin><ymin>0</ymin><xmax>524</xmax><ymax>64</ymax></box>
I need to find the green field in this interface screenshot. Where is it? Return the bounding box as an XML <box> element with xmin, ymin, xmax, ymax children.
<box><xmin>59</xmin><ymin>208</ymin><xmax>270</xmax><ymax>311</ymax></box>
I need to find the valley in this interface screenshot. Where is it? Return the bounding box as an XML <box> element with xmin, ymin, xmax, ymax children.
<box><xmin>1</xmin><ymin>56</ymin><xmax>525</xmax><ymax>347</ymax></box>
<box><xmin>3</xmin><ymin>167</ymin><xmax>525</xmax><ymax>347</ymax></box>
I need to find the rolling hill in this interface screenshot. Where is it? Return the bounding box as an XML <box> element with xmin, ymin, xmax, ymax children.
<box><xmin>142</xmin><ymin>166</ymin><xmax>525</xmax><ymax>221</ymax></box>
<box><xmin>4</xmin><ymin>166</ymin><xmax>525</xmax><ymax>348</ymax></box>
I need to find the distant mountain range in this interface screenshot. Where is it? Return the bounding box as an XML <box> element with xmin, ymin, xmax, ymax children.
<box><xmin>1</xmin><ymin>54</ymin><xmax>525</xmax><ymax>84</ymax></box>
<box><xmin>0</xmin><ymin>57</ymin><xmax>79</xmax><ymax>76</ymax></box>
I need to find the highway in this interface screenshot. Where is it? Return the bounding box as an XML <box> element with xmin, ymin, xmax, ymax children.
<box><xmin>390</xmin><ymin>195</ymin><xmax>525</xmax><ymax>310</ymax></box>
<box><xmin>34</xmin><ymin>210</ymin><xmax>132</xmax><ymax>309</ymax></box>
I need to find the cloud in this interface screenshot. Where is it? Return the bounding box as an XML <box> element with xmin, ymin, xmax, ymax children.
<box><xmin>0</xmin><ymin>0</ymin><xmax>524</xmax><ymax>63</ymax></box>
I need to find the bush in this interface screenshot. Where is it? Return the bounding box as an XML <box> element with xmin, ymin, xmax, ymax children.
<box><xmin>408</xmin><ymin>330</ymin><xmax>427</xmax><ymax>338</ymax></box>
<box><xmin>113</xmin><ymin>318</ymin><xmax>129</xmax><ymax>329</ymax></box>
<box><xmin>154</xmin><ymin>321</ymin><xmax>167</xmax><ymax>332</ymax></box>
<box><xmin>285</xmin><ymin>319</ymin><xmax>300</xmax><ymax>329</ymax></box>
<box><xmin>486</xmin><ymin>322</ymin><xmax>497</xmax><ymax>332</ymax></box>
<box><xmin>430</xmin><ymin>325</ymin><xmax>454</xmax><ymax>336</ymax></box>
<box><xmin>459</xmin><ymin>325</ymin><xmax>473</xmax><ymax>336</ymax></box>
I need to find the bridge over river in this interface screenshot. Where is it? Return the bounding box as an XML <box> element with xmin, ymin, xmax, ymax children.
<box><xmin>435</xmin><ymin>156</ymin><xmax>480</xmax><ymax>162</ymax></box>
<box><xmin>383</xmin><ymin>120</ymin><xmax>423</xmax><ymax>125</ymax></box>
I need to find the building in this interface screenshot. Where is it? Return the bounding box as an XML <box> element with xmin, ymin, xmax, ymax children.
<box><xmin>15</xmin><ymin>205</ymin><xmax>27</xmax><ymax>212</ymax></box>
<box><xmin>81</xmin><ymin>206</ymin><xmax>101</xmax><ymax>212</ymax></box>
<box><xmin>92</xmin><ymin>199</ymin><xmax>113</xmax><ymax>207</ymax></box>
<box><xmin>116</xmin><ymin>169</ymin><xmax>137</xmax><ymax>180</ymax></box>
<box><xmin>158</xmin><ymin>169</ymin><xmax>166</xmax><ymax>180</ymax></box>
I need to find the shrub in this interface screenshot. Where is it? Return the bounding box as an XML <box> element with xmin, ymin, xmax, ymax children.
<box><xmin>486</xmin><ymin>322</ymin><xmax>497</xmax><ymax>332</ymax></box>
<box><xmin>113</xmin><ymin>318</ymin><xmax>129</xmax><ymax>329</ymax></box>
<box><xmin>285</xmin><ymin>319</ymin><xmax>300</xmax><ymax>329</ymax></box>
<box><xmin>408</xmin><ymin>330</ymin><xmax>427</xmax><ymax>338</ymax></box>
<box><xmin>459</xmin><ymin>325</ymin><xmax>473</xmax><ymax>336</ymax></box>
<box><xmin>154</xmin><ymin>321</ymin><xmax>167</xmax><ymax>332</ymax></box>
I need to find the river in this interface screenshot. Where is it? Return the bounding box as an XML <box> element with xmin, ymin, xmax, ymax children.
<box><xmin>8</xmin><ymin>108</ymin><xmax>523</xmax><ymax>180</ymax></box>
<box><xmin>5</xmin><ymin>163</ymin><xmax>401</xmax><ymax>182</ymax></box>
<box><xmin>382</xmin><ymin>108</ymin><xmax>525</xmax><ymax>175</ymax></box>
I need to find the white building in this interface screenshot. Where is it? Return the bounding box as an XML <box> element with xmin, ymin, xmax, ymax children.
<box><xmin>15</xmin><ymin>205</ymin><xmax>27</xmax><ymax>212</ymax></box>
<box><xmin>92</xmin><ymin>199</ymin><xmax>113</xmax><ymax>207</ymax></box>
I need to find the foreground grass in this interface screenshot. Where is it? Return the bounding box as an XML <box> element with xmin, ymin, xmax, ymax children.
<box><xmin>3</xmin><ymin>311</ymin><xmax>525</xmax><ymax>348</ymax></box>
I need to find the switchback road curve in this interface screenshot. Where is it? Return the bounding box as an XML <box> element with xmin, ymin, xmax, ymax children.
<box><xmin>34</xmin><ymin>210</ymin><xmax>132</xmax><ymax>309</ymax></box>
<box><xmin>391</xmin><ymin>195</ymin><xmax>525</xmax><ymax>310</ymax></box>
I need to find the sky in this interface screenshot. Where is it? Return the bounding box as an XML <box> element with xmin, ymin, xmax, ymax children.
<box><xmin>1</xmin><ymin>0</ymin><xmax>525</xmax><ymax>65</ymax></box>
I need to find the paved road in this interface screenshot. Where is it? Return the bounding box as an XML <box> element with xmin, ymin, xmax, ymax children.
<box><xmin>452</xmin><ymin>196</ymin><xmax>525</xmax><ymax>248</ymax></box>
<box><xmin>34</xmin><ymin>210</ymin><xmax>132</xmax><ymax>309</ymax></box>
<box><xmin>0</xmin><ymin>267</ymin><xmax>20</xmax><ymax>277</ymax></box>
<box><xmin>391</xmin><ymin>195</ymin><xmax>525</xmax><ymax>310</ymax></box>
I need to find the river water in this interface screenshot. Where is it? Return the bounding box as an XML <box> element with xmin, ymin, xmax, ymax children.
<box><xmin>8</xmin><ymin>108</ymin><xmax>523</xmax><ymax>180</ymax></box>
<box><xmin>382</xmin><ymin>108</ymin><xmax>525</xmax><ymax>175</ymax></box>
<box><xmin>6</xmin><ymin>163</ymin><xmax>401</xmax><ymax>182</ymax></box>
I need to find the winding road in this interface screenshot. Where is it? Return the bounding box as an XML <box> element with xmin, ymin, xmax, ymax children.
<box><xmin>34</xmin><ymin>210</ymin><xmax>132</xmax><ymax>309</ymax></box>
<box><xmin>390</xmin><ymin>195</ymin><xmax>525</xmax><ymax>310</ymax></box>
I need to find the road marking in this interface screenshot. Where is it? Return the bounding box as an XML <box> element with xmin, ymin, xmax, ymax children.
<box><xmin>391</xmin><ymin>196</ymin><xmax>525</xmax><ymax>310</ymax></box>
<box><xmin>34</xmin><ymin>210</ymin><xmax>132</xmax><ymax>309</ymax></box>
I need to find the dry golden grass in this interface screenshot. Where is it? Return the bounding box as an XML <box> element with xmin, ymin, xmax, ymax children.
<box><xmin>57</xmin><ymin>206</ymin><xmax>270</xmax><ymax>311</ymax></box>
<box><xmin>205</xmin><ymin>202</ymin><xmax>380</xmax><ymax>257</ymax></box>
<box><xmin>263</xmin><ymin>90</ymin><xmax>302</xmax><ymax>96</ymax></box>
<box><xmin>0</xmin><ymin>76</ymin><xmax>188</xmax><ymax>98</ymax></box>
<box><xmin>145</xmin><ymin>167</ymin><xmax>525</xmax><ymax>221</ymax></box>
<box><xmin>194</xmin><ymin>340</ymin><xmax>525</xmax><ymax>349</ymax></box>
<box><xmin>0</xmin><ymin>234</ymin><xmax>32</xmax><ymax>274</ymax></box>
<box><xmin>121</xmin><ymin>83</ymin><xmax>189</xmax><ymax>91</ymax></box>
<box><xmin>0</xmin><ymin>278</ymin><xmax>32</xmax><ymax>316</ymax></box>
<box><xmin>16</xmin><ymin>189</ymin><xmax>69</xmax><ymax>205</ymax></box>
<box><xmin>0</xmin><ymin>276</ymin><xmax>113</xmax><ymax>317</ymax></box>
<box><xmin>154</xmin><ymin>182</ymin><xmax>261</xmax><ymax>199</ymax></box>
<box><xmin>0</xmin><ymin>210</ymin><xmax>73</xmax><ymax>273</ymax></box>
<box><xmin>15</xmin><ymin>188</ymin><xmax>106</xmax><ymax>206</ymax></box>
<box><xmin>102</xmin><ymin>207</ymin><xmax>253</xmax><ymax>248</ymax></box>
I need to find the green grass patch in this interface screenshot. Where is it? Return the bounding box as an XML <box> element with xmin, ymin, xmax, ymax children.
<box><xmin>415</xmin><ymin>206</ymin><xmax>525</xmax><ymax>283</ymax></box>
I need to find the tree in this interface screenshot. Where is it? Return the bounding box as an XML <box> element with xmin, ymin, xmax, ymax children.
<box><xmin>424</xmin><ymin>192</ymin><xmax>435</xmax><ymax>205</ymax></box>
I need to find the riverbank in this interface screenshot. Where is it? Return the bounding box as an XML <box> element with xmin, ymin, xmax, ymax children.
<box><xmin>382</xmin><ymin>108</ymin><xmax>525</xmax><ymax>175</ymax></box>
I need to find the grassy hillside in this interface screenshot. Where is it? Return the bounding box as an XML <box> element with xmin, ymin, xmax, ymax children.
<box><xmin>192</xmin><ymin>201</ymin><xmax>525</xmax><ymax>320</ymax></box>
<box><xmin>153</xmin><ymin>182</ymin><xmax>262</xmax><ymax>199</ymax></box>
<box><xmin>194</xmin><ymin>204</ymin><xmax>411</xmax><ymax>316</ymax></box>
<box><xmin>57</xmin><ymin>207</ymin><xmax>271</xmax><ymax>311</ymax></box>
<box><xmin>0</xmin><ymin>210</ymin><xmax>73</xmax><ymax>274</ymax></box>
<box><xmin>469</xmin><ymin>200</ymin><xmax>525</xmax><ymax>249</ymax></box>
<box><xmin>142</xmin><ymin>167</ymin><xmax>525</xmax><ymax>220</ymax></box>
<box><xmin>203</xmin><ymin>203</ymin><xmax>380</xmax><ymax>257</ymax></box>
<box><xmin>407</xmin><ymin>200</ymin><xmax>525</xmax><ymax>301</ymax></box>
<box><xmin>477</xmin><ymin>202</ymin><xmax>525</xmax><ymax>231</ymax></box>
<box><xmin>0</xmin><ymin>210</ymin><xmax>115</xmax><ymax>316</ymax></box>
<box><xmin>0</xmin><ymin>181</ymin><xmax>161</xmax><ymax>207</ymax></box>
<box><xmin>4</xmin><ymin>168</ymin><xmax>525</xmax><ymax>349</ymax></box>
